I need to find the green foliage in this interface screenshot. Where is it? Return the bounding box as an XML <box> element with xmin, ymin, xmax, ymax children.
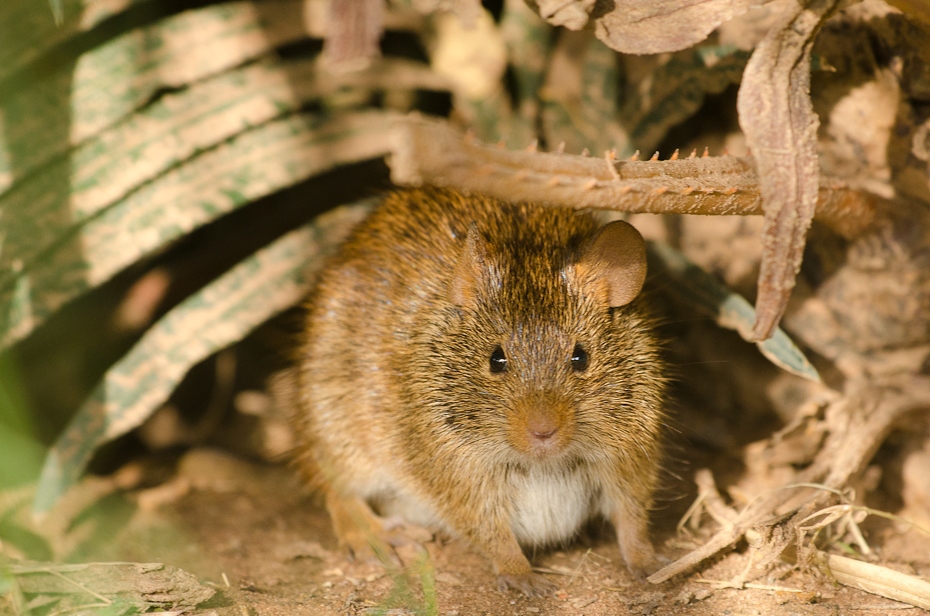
<box><xmin>0</xmin><ymin>356</ymin><xmax>43</xmax><ymax>490</ymax></box>
<box><xmin>370</xmin><ymin>554</ymin><xmax>439</xmax><ymax>616</ymax></box>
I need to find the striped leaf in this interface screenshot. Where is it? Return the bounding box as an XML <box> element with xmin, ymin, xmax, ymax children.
<box><xmin>0</xmin><ymin>110</ymin><xmax>398</xmax><ymax>349</ymax></box>
<box><xmin>33</xmin><ymin>201</ymin><xmax>373</xmax><ymax>513</ymax></box>
<box><xmin>647</xmin><ymin>240</ymin><xmax>820</xmax><ymax>381</ymax></box>
<box><xmin>0</xmin><ymin>0</ymin><xmax>330</xmax><ymax>191</ymax></box>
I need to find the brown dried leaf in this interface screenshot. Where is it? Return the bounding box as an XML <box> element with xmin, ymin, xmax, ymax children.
<box><xmin>11</xmin><ymin>562</ymin><xmax>214</xmax><ymax>608</ymax></box>
<box><xmin>590</xmin><ymin>0</ymin><xmax>753</xmax><ymax>54</ymax></box>
<box><xmin>534</xmin><ymin>0</ymin><xmax>596</xmax><ymax>30</ymax></box>
<box><xmin>737</xmin><ymin>0</ymin><xmax>843</xmax><ymax>341</ymax></box>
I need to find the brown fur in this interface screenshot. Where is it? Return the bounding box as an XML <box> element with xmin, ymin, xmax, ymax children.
<box><xmin>293</xmin><ymin>187</ymin><xmax>665</xmax><ymax>596</ymax></box>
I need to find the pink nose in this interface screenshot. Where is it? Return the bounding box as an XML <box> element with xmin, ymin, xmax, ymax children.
<box><xmin>530</xmin><ymin>428</ymin><xmax>557</xmax><ymax>441</ymax></box>
<box><xmin>527</xmin><ymin>414</ymin><xmax>559</xmax><ymax>442</ymax></box>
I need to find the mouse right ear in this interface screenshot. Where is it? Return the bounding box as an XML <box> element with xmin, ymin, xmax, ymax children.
<box><xmin>449</xmin><ymin>224</ymin><xmax>488</xmax><ymax>309</ymax></box>
<box><xmin>579</xmin><ymin>220</ymin><xmax>647</xmax><ymax>308</ymax></box>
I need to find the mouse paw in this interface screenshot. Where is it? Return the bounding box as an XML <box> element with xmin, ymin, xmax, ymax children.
<box><xmin>340</xmin><ymin>525</ymin><xmax>402</xmax><ymax>567</ymax></box>
<box><xmin>327</xmin><ymin>493</ymin><xmax>404</xmax><ymax>567</ymax></box>
<box><xmin>496</xmin><ymin>572</ymin><xmax>556</xmax><ymax>597</ymax></box>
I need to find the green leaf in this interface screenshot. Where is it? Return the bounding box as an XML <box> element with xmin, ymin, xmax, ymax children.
<box><xmin>48</xmin><ymin>0</ymin><xmax>62</xmax><ymax>24</ymax></box>
<box><xmin>33</xmin><ymin>202</ymin><xmax>372</xmax><ymax>514</ymax></box>
<box><xmin>647</xmin><ymin>240</ymin><xmax>820</xmax><ymax>381</ymax></box>
<box><xmin>0</xmin><ymin>355</ymin><xmax>44</xmax><ymax>489</ymax></box>
<box><xmin>0</xmin><ymin>514</ymin><xmax>54</xmax><ymax>561</ymax></box>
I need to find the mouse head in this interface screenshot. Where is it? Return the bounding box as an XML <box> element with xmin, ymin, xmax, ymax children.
<box><xmin>437</xmin><ymin>208</ymin><xmax>654</xmax><ymax>463</ymax></box>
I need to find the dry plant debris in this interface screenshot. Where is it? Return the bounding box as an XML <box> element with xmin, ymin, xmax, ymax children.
<box><xmin>8</xmin><ymin>561</ymin><xmax>214</xmax><ymax>612</ymax></box>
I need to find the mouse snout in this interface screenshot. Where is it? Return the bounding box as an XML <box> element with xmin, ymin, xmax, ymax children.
<box><xmin>527</xmin><ymin>412</ymin><xmax>559</xmax><ymax>442</ymax></box>
<box><xmin>507</xmin><ymin>393</ymin><xmax>575</xmax><ymax>457</ymax></box>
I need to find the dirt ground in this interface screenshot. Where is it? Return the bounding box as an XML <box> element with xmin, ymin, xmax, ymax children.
<box><xmin>48</xmin><ymin>442</ymin><xmax>925</xmax><ymax>616</ymax></box>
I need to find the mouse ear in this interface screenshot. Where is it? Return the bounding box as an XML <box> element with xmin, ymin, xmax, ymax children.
<box><xmin>449</xmin><ymin>223</ymin><xmax>488</xmax><ymax>308</ymax></box>
<box><xmin>579</xmin><ymin>220</ymin><xmax>647</xmax><ymax>308</ymax></box>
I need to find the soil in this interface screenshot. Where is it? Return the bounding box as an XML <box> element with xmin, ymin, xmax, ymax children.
<box><xmin>62</xmin><ymin>445</ymin><xmax>930</xmax><ymax>616</ymax></box>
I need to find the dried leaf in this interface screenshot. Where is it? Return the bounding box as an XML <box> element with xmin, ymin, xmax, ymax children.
<box><xmin>624</xmin><ymin>45</ymin><xmax>751</xmax><ymax>154</ymax></box>
<box><xmin>11</xmin><ymin>561</ymin><xmax>214</xmax><ymax>608</ymax></box>
<box><xmin>534</xmin><ymin>0</ymin><xmax>595</xmax><ymax>30</ymax></box>
<box><xmin>590</xmin><ymin>0</ymin><xmax>753</xmax><ymax>55</ymax></box>
<box><xmin>33</xmin><ymin>204</ymin><xmax>372</xmax><ymax>513</ymax></box>
<box><xmin>648</xmin><ymin>241</ymin><xmax>820</xmax><ymax>381</ymax></box>
<box><xmin>737</xmin><ymin>0</ymin><xmax>843</xmax><ymax>341</ymax></box>
<box><xmin>430</xmin><ymin>8</ymin><xmax>507</xmax><ymax>98</ymax></box>
<box><xmin>540</xmin><ymin>30</ymin><xmax>632</xmax><ymax>156</ymax></box>
<box><xmin>884</xmin><ymin>0</ymin><xmax>930</xmax><ymax>25</ymax></box>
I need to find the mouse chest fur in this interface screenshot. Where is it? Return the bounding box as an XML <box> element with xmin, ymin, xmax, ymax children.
<box><xmin>508</xmin><ymin>462</ymin><xmax>606</xmax><ymax>547</ymax></box>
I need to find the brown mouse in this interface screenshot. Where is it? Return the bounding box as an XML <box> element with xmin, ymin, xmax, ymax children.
<box><xmin>293</xmin><ymin>186</ymin><xmax>665</xmax><ymax>596</ymax></box>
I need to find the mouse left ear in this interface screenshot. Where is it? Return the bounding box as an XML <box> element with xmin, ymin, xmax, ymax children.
<box><xmin>579</xmin><ymin>220</ymin><xmax>647</xmax><ymax>308</ymax></box>
<box><xmin>448</xmin><ymin>223</ymin><xmax>489</xmax><ymax>309</ymax></box>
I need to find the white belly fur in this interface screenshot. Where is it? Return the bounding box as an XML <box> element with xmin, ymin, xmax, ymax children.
<box><xmin>509</xmin><ymin>466</ymin><xmax>603</xmax><ymax>547</ymax></box>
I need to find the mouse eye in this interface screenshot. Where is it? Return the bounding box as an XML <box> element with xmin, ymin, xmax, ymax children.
<box><xmin>570</xmin><ymin>344</ymin><xmax>588</xmax><ymax>372</ymax></box>
<box><xmin>490</xmin><ymin>345</ymin><xmax>508</xmax><ymax>374</ymax></box>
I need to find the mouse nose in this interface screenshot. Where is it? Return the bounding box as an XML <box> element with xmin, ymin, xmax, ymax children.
<box><xmin>530</xmin><ymin>427</ymin><xmax>557</xmax><ymax>441</ymax></box>
<box><xmin>527</xmin><ymin>412</ymin><xmax>559</xmax><ymax>443</ymax></box>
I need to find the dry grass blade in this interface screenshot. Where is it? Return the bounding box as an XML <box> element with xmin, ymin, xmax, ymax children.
<box><xmin>531</xmin><ymin>0</ymin><xmax>754</xmax><ymax>54</ymax></box>
<box><xmin>648</xmin><ymin>241</ymin><xmax>820</xmax><ymax>380</ymax></box>
<box><xmin>736</xmin><ymin>0</ymin><xmax>842</xmax><ymax>341</ymax></box>
<box><xmin>323</xmin><ymin>0</ymin><xmax>384</xmax><ymax>70</ymax></box>
<box><xmin>0</xmin><ymin>110</ymin><xmax>398</xmax><ymax>351</ymax></box>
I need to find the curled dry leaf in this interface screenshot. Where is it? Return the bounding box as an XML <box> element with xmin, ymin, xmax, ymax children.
<box><xmin>736</xmin><ymin>0</ymin><xmax>844</xmax><ymax>341</ymax></box>
<box><xmin>533</xmin><ymin>0</ymin><xmax>596</xmax><ymax>30</ymax></box>
<box><xmin>582</xmin><ymin>0</ymin><xmax>752</xmax><ymax>54</ymax></box>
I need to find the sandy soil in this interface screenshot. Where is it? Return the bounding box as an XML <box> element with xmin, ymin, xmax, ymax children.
<box><xmin>73</xmin><ymin>447</ymin><xmax>930</xmax><ymax>616</ymax></box>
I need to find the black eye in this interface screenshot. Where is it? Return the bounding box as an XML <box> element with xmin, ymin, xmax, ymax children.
<box><xmin>490</xmin><ymin>345</ymin><xmax>507</xmax><ymax>374</ymax></box>
<box><xmin>571</xmin><ymin>344</ymin><xmax>588</xmax><ymax>372</ymax></box>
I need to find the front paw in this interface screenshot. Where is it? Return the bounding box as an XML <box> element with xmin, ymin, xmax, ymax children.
<box><xmin>497</xmin><ymin>572</ymin><xmax>556</xmax><ymax>597</ymax></box>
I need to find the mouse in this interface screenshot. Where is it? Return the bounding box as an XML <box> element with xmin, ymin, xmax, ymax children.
<box><xmin>293</xmin><ymin>186</ymin><xmax>665</xmax><ymax>597</ymax></box>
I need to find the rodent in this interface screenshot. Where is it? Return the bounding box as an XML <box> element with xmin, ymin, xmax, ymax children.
<box><xmin>293</xmin><ymin>186</ymin><xmax>665</xmax><ymax>596</ymax></box>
